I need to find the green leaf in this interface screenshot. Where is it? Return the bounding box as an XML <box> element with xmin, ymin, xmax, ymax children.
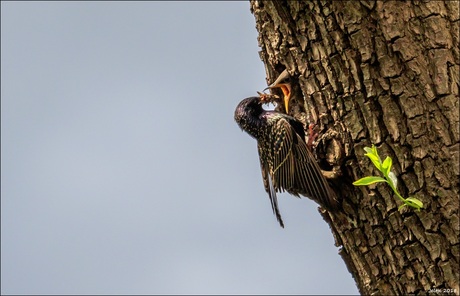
<box><xmin>406</xmin><ymin>197</ymin><xmax>424</xmax><ymax>209</ymax></box>
<box><xmin>381</xmin><ymin>156</ymin><xmax>392</xmax><ymax>177</ymax></box>
<box><xmin>363</xmin><ymin>146</ymin><xmax>373</xmax><ymax>154</ymax></box>
<box><xmin>353</xmin><ymin>176</ymin><xmax>387</xmax><ymax>186</ymax></box>
<box><xmin>388</xmin><ymin>171</ymin><xmax>398</xmax><ymax>188</ymax></box>
<box><xmin>371</xmin><ymin>145</ymin><xmax>381</xmax><ymax>161</ymax></box>
<box><xmin>365</xmin><ymin>152</ymin><xmax>382</xmax><ymax>171</ymax></box>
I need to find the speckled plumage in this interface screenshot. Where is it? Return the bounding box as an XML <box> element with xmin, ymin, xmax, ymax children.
<box><xmin>235</xmin><ymin>96</ymin><xmax>339</xmax><ymax>227</ymax></box>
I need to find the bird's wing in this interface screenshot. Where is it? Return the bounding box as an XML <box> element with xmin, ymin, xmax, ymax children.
<box><xmin>258</xmin><ymin>143</ymin><xmax>285</xmax><ymax>228</ymax></box>
<box><xmin>271</xmin><ymin>118</ymin><xmax>339</xmax><ymax>210</ymax></box>
<box><xmin>271</xmin><ymin>119</ymin><xmax>297</xmax><ymax>194</ymax></box>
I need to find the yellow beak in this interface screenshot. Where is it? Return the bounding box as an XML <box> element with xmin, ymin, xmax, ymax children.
<box><xmin>265</xmin><ymin>70</ymin><xmax>292</xmax><ymax>113</ymax></box>
<box><xmin>280</xmin><ymin>84</ymin><xmax>291</xmax><ymax>114</ymax></box>
<box><xmin>265</xmin><ymin>83</ymin><xmax>291</xmax><ymax>113</ymax></box>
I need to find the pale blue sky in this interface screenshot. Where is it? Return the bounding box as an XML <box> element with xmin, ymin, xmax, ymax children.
<box><xmin>1</xmin><ymin>2</ymin><xmax>358</xmax><ymax>295</ymax></box>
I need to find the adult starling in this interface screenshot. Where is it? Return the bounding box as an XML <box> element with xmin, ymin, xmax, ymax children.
<box><xmin>234</xmin><ymin>96</ymin><xmax>339</xmax><ymax>228</ymax></box>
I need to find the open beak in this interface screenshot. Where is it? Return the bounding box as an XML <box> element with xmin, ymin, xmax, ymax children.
<box><xmin>264</xmin><ymin>85</ymin><xmax>291</xmax><ymax>113</ymax></box>
<box><xmin>263</xmin><ymin>70</ymin><xmax>292</xmax><ymax>113</ymax></box>
<box><xmin>274</xmin><ymin>84</ymin><xmax>291</xmax><ymax>113</ymax></box>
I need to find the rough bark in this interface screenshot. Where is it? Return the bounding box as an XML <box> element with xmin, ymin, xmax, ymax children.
<box><xmin>250</xmin><ymin>1</ymin><xmax>459</xmax><ymax>295</ymax></box>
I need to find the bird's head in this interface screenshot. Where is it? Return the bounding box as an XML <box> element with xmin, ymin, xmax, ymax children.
<box><xmin>263</xmin><ymin>69</ymin><xmax>292</xmax><ymax>113</ymax></box>
<box><xmin>234</xmin><ymin>96</ymin><xmax>263</xmax><ymax>122</ymax></box>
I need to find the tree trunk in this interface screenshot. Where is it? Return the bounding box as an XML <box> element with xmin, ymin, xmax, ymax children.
<box><xmin>250</xmin><ymin>1</ymin><xmax>459</xmax><ymax>294</ymax></box>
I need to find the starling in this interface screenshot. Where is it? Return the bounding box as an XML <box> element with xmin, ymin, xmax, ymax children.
<box><xmin>234</xmin><ymin>96</ymin><xmax>339</xmax><ymax>228</ymax></box>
